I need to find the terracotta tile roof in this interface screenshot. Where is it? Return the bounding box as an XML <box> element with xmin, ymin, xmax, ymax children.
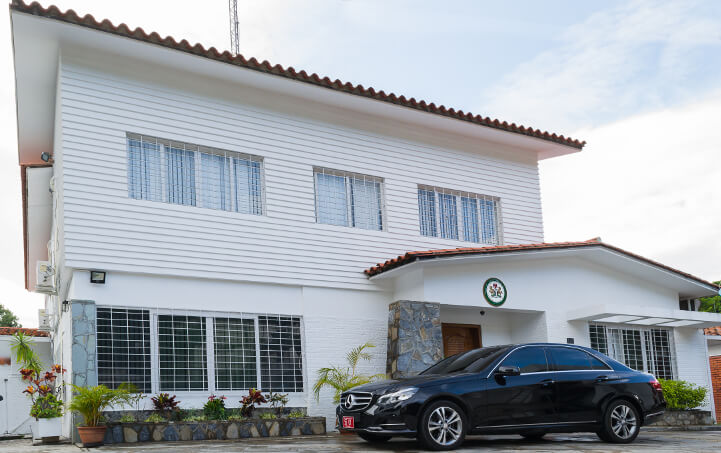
<box><xmin>365</xmin><ymin>238</ymin><xmax>721</xmax><ymax>292</ymax></box>
<box><xmin>705</xmin><ymin>327</ymin><xmax>721</xmax><ymax>336</ymax></box>
<box><xmin>0</xmin><ymin>327</ymin><xmax>49</xmax><ymax>337</ymax></box>
<box><xmin>10</xmin><ymin>0</ymin><xmax>585</xmax><ymax>150</ymax></box>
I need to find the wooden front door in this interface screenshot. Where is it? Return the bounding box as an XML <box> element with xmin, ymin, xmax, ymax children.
<box><xmin>442</xmin><ymin>323</ymin><xmax>482</xmax><ymax>357</ymax></box>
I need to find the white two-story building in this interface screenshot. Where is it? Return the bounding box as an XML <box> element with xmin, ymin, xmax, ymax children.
<box><xmin>10</xmin><ymin>0</ymin><xmax>720</xmax><ymax>437</ymax></box>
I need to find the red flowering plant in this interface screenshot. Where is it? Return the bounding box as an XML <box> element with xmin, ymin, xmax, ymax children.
<box><xmin>203</xmin><ymin>394</ymin><xmax>228</xmax><ymax>420</ymax></box>
<box><xmin>21</xmin><ymin>364</ymin><xmax>66</xmax><ymax>419</ymax></box>
<box><xmin>240</xmin><ymin>388</ymin><xmax>266</xmax><ymax>417</ymax></box>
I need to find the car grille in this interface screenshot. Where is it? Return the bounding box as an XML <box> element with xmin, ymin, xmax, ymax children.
<box><xmin>340</xmin><ymin>392</ymin><xmax>373</xmax><ymax>411</ymax></box>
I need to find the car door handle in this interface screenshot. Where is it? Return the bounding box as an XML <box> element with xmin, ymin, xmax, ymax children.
<box><xmin>595</xmin><ymin>376</ymin><xmax>611</xmax><ymax>382</ymax></box>
<box><xmin>540</xmin><ymin>379</ymin><xmax>555</xmax><ymax>387</ymax></box>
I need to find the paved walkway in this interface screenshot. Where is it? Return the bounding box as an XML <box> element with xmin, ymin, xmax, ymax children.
<box><xmin>2</xmin><ymin>431</ymin><xmax>721</xmax><ymax>452</ymax></box>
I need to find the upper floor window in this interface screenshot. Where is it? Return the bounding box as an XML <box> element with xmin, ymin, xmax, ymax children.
<box><xmin>314</xmin><ymin>168</ymin><xmax>384</xmax><ymax>231</ymax></box>
<box><xmin>417</xmin><ymin>186</ymin><xmax>500</xmax><ymax>244</ymax></box>
<box><xmin>127</xmin><ymin>134</ymin><xmax>263</xmax><ymax>215</ymax></box>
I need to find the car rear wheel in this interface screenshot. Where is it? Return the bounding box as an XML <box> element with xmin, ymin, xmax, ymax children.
<box><xmin>357</xmin><ymin>432</ymin><xmax>392</xmax><ymax>443</ymax></box>
<box><xmin>598</xmin><ymin>400</ymin><xmax>640</xmax><ymax>443</ymax></box>
<box><xmin>417</xmin><ymin>400</ymin><xmax>467</xmax><ymax>451</ymax></box>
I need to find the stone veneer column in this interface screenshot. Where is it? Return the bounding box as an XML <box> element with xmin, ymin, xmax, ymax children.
<box><xmin>386</xmin><ymin>301</ymin><xmax>443</xmax><ymax>378</ymax></box>
<box><xmin>71</xmin><ymin>300</ymin><xmax>98</xmax><ymax>388</ymax></box>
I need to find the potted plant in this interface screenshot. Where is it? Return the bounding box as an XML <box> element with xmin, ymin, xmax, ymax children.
<box><xmin>21</xmin><ymin>365</ymin><xmax>66</xmax><ymax>442</ymax></box>
<box><xmin>11</xmin><ymin>331</ymin><xmax>65</xmax><ymax>443</ymax></box>
<box><xmin>69</xmin><ymin>384</ymin><xmax>134</xmax><ymax>447</ymax></box>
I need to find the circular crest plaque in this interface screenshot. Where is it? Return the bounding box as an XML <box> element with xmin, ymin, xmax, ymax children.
<box><xmin>483</xmin><ymin>278</ymin><xmax>507</xmax><ymax>306</ymax></box>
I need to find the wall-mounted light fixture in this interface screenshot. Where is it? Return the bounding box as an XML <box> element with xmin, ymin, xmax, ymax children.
<box><xmin>90</xmin><ymin>270</ymin><xmax>106</xmax><ymax>284</ymax></box>
<box><xmin>61</xmin><ymin>300</ymin><xmax>69</xmax><ymax>312</ymax></box>
<box><xmin>40</xmin><ymin>152</ymin><xmax>52</xmax><ymax>162</ymax></box>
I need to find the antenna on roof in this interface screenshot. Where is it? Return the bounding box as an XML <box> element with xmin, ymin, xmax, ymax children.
<box><xmin>228</xmin><ymin>0</ymin><xmax>239</xmax><ymax>55</ymax></box>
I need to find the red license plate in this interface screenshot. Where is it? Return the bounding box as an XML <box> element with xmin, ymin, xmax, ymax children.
<box><xmin>342</xmin><ymin>416</ymin><xmax>355</xmax><ymax>429</ymax></box>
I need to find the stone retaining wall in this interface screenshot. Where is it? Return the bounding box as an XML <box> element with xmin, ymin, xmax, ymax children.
<box><xmin>103</xmin><ymin>417</ymin><xmax>325</xmax><ymax>444</ymax></box>
<box><xmin>650</xmin><ymin>410</ymin><xmax>714</xmax><ymax>426</ymax></box>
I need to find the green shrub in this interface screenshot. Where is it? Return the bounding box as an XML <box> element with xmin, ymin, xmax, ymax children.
<box><xmin>145</xmin><ymin>413</ymin><xmax>166</xmax><ymax>423</ymax></box>
<box><xmin>203</xmin><ymin>394</ymin><xmax>228</xmax><ymax>420</ymax></box>
<box><xmin>118</xmin><ymin>414</ymin><xmax>136</xmax><ymax>423</ymax></box>
<box><xmin>259</xmin><ymin>412</ymin><xmax>277</xmax><ymax>420</ymax></box>
<box><xmin>659</xmin><ymin>379</ymin><xmax>708</xmax><ymax>410</ymax></box>
<box><xmin>227</xmin><ymin>414</ymin><xmax>245</xmax><ymax>421</ymax></box>
<box><xmin>30</xmin><ymin>394</ymin><xmax>63</xmax><ymax>419</ymax></box>
<box><xmin>181</xmin><ymin>414</ymin><xmax>206</xmax><ymax>422</ymax></box>
<box><xmin>287</xmin><ymin>410</ymin><xmax>305</xmax><ymax>419</ymax></box>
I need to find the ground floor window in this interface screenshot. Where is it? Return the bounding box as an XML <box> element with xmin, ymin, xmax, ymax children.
<box><xmin>97</xmin><ymin>308</ymin><xmax>304</xmax><ymax>394</ymax></box>
<box><xmin>589</xmin><ymin>323</ymin><xmax>676</xmax><ymax>379</ymax></box>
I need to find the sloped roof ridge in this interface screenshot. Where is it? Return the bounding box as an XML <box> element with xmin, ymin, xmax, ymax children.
<box><xmin>10</xmin><ymin>0</ymin><xmax>586</xmax><ymax>149</ymax></box>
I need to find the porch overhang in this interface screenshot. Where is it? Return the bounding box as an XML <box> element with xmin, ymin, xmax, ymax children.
<box><xmin>568</xmin><ymin>303</ymin><xmax>721</xmax><ymax>328</ymax></box>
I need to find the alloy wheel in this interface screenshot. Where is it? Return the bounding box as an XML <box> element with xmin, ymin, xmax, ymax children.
<box><xmin>427</xmin><ymin>406</ymin><xmax>463</xmax><ymax>446</ymax></box>
<box><xmin>610</xmin><ymin>404</ymin><xmax>637</xmax><ymax>439</ymax></box>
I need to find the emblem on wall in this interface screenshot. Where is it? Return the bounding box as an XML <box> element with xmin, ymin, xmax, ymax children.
<box><xmin>483</xmin><ymin>278</ymin><xmax>507</xmax><ymax>307</ymax></box>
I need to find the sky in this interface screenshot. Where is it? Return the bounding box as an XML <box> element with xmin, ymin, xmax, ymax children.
<box><xmin>1</xmin><ymin>0</ymin><xmax>720</xmax><ymax>327</ymax></box>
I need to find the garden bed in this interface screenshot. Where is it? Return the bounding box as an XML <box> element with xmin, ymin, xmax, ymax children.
<box><xmin>102</xmin><ymin>416</ymin><xmax>326</xmax><ymax>443</ymax></box>
<box><xmin>650</xmin><ymin>410</ymin><xmax>714</xmax><ymax>426</ymax></box>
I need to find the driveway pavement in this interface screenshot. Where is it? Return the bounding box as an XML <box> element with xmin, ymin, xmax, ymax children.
<box><xmin>2</xmin><ymin>431</ymin><xmax>721</xmax><ymax>452</ymax></box>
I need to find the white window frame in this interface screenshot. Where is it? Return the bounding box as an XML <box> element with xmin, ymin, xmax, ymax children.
<box><xmin>589</xmin><ymin>323</ymin><xmax>677</xmax><ymax>379</ymax></box>
<box><xmin>127</xmin><ymin>133</ymin><xmax>265</xmax><ymax>215</ymax></box>
<box><xmin>417</xmin><ymin>185</ymin><xmax>502</xmax><ymax>245</ymax></box>
<box><xmin>313</xmin><ymin>167</ymin><xmax>386</xmax><ymax>231</ymax></box>
<box><xmin>98</xmin><ymin>306</ymin><xmax>304</xmax><ymax>396</ymax></box>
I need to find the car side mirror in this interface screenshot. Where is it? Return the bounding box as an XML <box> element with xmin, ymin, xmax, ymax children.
<box><xmin>495</xmin><ymin>365</ymin><xmax>521</xmax><ymax>377</ymax></box>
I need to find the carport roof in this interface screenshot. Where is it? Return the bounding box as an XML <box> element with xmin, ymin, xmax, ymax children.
<box><xmin>365</xmin><ymin>238</ymin><xmax>719</xmax><ymax>296</ymax></box>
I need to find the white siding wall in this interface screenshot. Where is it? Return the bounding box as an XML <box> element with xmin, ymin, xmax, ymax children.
<box><xmin>58</xmin><ymin>58</ymin><xmax>544</xmax><ymax>291</ymax></box>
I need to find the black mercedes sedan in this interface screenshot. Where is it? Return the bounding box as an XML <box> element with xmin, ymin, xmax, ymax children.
<box><xmin>336</xmin><ymin>343</ymin><xmax>665</xmax><ymax>451</ymax></box>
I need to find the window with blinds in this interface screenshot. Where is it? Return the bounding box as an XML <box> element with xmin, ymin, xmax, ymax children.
<box><xmin>314</xmin><ymin>168</ymin><xmax>384</xmax><ymax>231</ymax></box>
<box><xmin>418</xmin><ymin>186</ymin><xmax>500</xmax><ymax>245</ymax></box>
<box><xmin>97</xmin><ymin>308</ymin><xmax>152</xmax><ymax>393</ymax></box>
<box><xmin>589</xmin><ymin>323</ymin><xmax>676</xmax><ymax>379</ymax></box>
<box><xmin>127</xmin><ymin>134</ymin><xmax>263</xmax><ymax>214</ymax></box>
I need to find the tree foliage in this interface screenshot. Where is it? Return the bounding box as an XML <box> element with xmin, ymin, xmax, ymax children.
<box><xmin>0</xmin><ymin>304</ymin><xmax>20</xmax><ymax>327</ymax></box>
<box><xmin>699</xmin><ymin>281</ymin><xmax>721</xmax><ymax>313</ymax></box>
<box><xmin>659</xmin><ymin>379</ymin><xmax>708</xmax><ymax>410</ymax></box>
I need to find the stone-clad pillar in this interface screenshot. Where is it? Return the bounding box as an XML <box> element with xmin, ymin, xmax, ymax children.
<box><xmin>71</xmin><ymin>300</ymin><xmax>98</xmax><ymax>388</ymax></box>
<box><xmin>386</xmin><ymin>301</ymin><xmax>443</xmax><ymax>378</ymax></box>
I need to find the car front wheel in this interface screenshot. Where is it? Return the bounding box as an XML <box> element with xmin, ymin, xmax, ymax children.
<box><xmin>598</xmin><ymin>400</ymin><xmax>640</xmax><ymax>443</ymax></box>
<box><xmin>418</xmin><ymin>400</ymin><xmax>467</xmax><ymax>451</ymax></box>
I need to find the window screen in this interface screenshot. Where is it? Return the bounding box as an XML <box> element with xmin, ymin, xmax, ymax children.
<box><xmin>158</xmin><ymin>315</ymin><xmax>208</xmax><ymax>391</ymax></box>
<box><xmin>417</xmin><ymin>186</ymin><xmax>500</xmax><ymax>244</ymax></box>
<box><xmin>500</xmin><ymin>347</ymin><xmax>548</xmax><ymax>373</ymax></box>
<box><xmin>258</xmin><ymin>316</ymin><xmax>303</xmax><ymax>392</ymax></box>
<box><xmin>314</xmin><ymin>168</ymin><xmax>383</xmax><ymax>230</ymax></box>
<box><xmin>97</xmin><ymin>308</ymin><xmax>152</xmax><ymax>393</ymax></box>
<box><xmin>127</xmin><ymin>134</ymin><xmax>263</xmax><ymax>214</ymax></box>
<box><xmin>213</xmin><ymin>318</ymin><xmax>257</xmax><ymax>390</ymax></box>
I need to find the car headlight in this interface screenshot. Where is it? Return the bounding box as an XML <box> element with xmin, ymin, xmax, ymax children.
<box><xmin>376</xmin><ymin>387</ymin><xmax>418</xmax><ymax>407</ymax></box>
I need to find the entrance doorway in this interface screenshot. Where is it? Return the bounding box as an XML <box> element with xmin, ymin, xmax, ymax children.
<box><xmin>442</xmin><ymin>323</ymin><xmax>482</xmax><ymax>357</ymax></box>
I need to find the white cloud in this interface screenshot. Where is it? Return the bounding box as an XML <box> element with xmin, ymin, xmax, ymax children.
<box><xmin>541</xmin><ymin>92</ymin><xmax>721</xmax><ymax>282</ymax></box>
<box><xmin>481</xmin><ymin>0</ymin><xmax>721</xmax><ymax>134</ymax></box>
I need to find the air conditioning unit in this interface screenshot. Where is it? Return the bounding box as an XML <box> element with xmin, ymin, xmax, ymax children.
<box><xmin>38</xmin><ymin>309</ymin><xmax>51</xmax><ymax>331</ymax></box>
<box><xmin>36</xmin><ymin>261</ymin><xmax>56</xmax><ymax>294</ymax></box>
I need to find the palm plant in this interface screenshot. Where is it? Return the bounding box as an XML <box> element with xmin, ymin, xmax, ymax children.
<box><xmin>10</xmin><ymin>331</ymin><xmax>42</xmax><ymax>373</ymax></box>
<box><xmin>69</xmin><ymin>385</ymin><xmax>135</xmax><ymax>427</ymax></box>
<box><xmin>313</xmin><ymin>342</ymin><xmax>385</xmax><ymax>404</ymax></box>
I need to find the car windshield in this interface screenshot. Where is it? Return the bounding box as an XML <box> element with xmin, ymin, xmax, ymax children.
<box><xmin>420</xmin><ymin>346</ymin><xmax>510</xmax><ymax>375</ymax></box>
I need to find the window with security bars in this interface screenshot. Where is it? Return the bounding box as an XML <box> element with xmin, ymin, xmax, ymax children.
<box><xmin>158</xmin><ymin>315</ymin><xmax>208</xmax><ymax>391</ymax></box>
<box><xmin>96</xmin><ymin>308</ymin><xmax>152</xmax><ymax>393</ymax></box>
<box><xmin>213</xmin><ymin>318</ymin><xmax>257</xmax><ymax>391</ymax></box>
<box><xmin>589</xmin><ymin>323</ymin><xmax>676</xmax><ymax>379</ymax></box>
<box><xmin>418</xmin><ymin>186</ymin><xmax>500</xmax><ymax>244</ymax></box>
<box><xmin>258</xmin><ymin>316</ymin><xmax>303</xmax><ymax>392</ymax></box>
<box><xmin>314</xmin><ymin>168</ymin><xmax>384</xmax><ymax>230</ymax></box>
<box><xmin>127</xmin><ymin>134</ymin><xmax>263</xmax><ymax>214</ymax></box>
